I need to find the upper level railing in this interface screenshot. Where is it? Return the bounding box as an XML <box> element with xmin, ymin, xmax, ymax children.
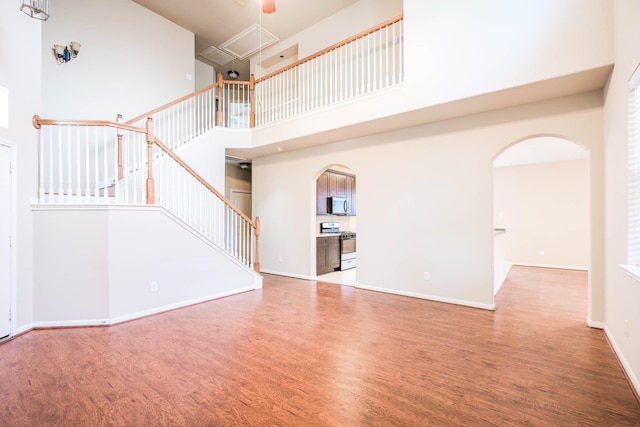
<box><xmin>254</xmin><ymin>14</ymin><xmax>404</xmax><ymax>125</ymax></box>
<box><xmin>117</xmin><ymin>14</ymin><xmax>403</xmax><ymax>139</ymax></box>
<box><xmin>32</xmin><ymin>115</ymin><xmax>261</xmax><ymax>272</ymax></box>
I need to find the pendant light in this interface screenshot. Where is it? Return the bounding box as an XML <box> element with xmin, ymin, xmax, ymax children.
<box><xmin>262</xmin><ymin>0</ymin><xmax>275</xmax><ymax>14</ymax></box>
<box><xmin>20</xmin><ymin>0</ymin><xmax>50</xmax><ymax>21</ymax></box>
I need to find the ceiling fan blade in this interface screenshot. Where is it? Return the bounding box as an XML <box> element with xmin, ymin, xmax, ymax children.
<box><xmin>262</xmin><ymin>0</ymin><xmax>275</xmax><ymax>14</ymax></box>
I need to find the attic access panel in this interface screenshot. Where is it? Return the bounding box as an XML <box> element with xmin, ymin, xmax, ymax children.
<box><xmin>199</xmin><ymin>46</ymin><xmax>234</xmax><ymax>66</ymax></box>
<box><xmin>220</xmin><ymin>24</ymin><xmax>279</xmax><ymax>61</ymax></box>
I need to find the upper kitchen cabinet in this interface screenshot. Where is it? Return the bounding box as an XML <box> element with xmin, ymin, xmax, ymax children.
<box><xmin>317</xmin><ymin>172</ymin><xmax>330</xmax><ymax>214</ymax></box>
<box><xmin>316</xmin><ymin>169</ymin><xmax>356</xmax><ymax>216</ymax></box>
<box><xmin>346</xmin><ymin>174</ymin><xmax>356</xmax><ymax>216</ymax></box>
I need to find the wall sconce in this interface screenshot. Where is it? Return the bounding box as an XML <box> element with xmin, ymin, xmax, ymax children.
<box><xmin>53</xmin><ymin>42</ymin><xmax>81</xmax><ymax>64</ymax></box>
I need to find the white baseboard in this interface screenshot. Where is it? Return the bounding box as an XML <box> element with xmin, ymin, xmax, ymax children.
<box><xmin>356</xmin><ymin>283</ymin><xmax>496</xmax><ymax>311</ymax></box>
<box><xmin>509</xmin><ymin>262</ymin><xmax>588</xmax><ymax>271</ymax></box>
<box><xmin>108</xmin><ymin>286</ymin><xmax>257</xmax><ymax>325</ymax></box>
<box><xmin>34</xmin><ymin>319</ymin><xmax>109</xmax><ymax>328</ymax></box>
<box><xmin>260</xmin><ymin>269</ymin><xmax>316</xmax><ymax>281</ymax></box>
<box><xmin>604</xmin><ymin>325</ymin><xmax>640</xmax><ymax>401</ymax></box>
<box><xmin>14</xmin><ymin>323</ymin><xmax>34</xmax><ymax>336</ymax></box>
<box><xmin>586</xmin><ymin>317</ymin><xmax>605</xmax><ymax>329</ymax></box>
<box><xmin>31</xmin><ymin>286</ymin><xmax>257</xmax><ymax>329</ymax></box>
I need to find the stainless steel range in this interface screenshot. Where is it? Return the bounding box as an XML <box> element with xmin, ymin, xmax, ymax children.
<box><xmin>339</xmin><ymin>231</ymin><xmax>356</xmax><ymax>270</ymax></box>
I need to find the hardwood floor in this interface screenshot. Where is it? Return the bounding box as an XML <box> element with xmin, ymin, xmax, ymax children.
<box><xmin>1</xmin><ymin>266</ymin><xmax>639</xmax><ymax>426</ymax></box>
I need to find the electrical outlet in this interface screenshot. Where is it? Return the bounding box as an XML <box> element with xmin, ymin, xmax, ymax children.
<box><xmin>539</xmin><ymin>250</ymin><xmax>545</xmax><ymax>256</ymax></box>
<box><xmin>150</xmin><ymin>281</ymin><xmax>158</xmax><ymax>292</ymax></box>
<box><xmin>278</xmin><ymin>255</ymin><xmax>283</xmax><ymax>262</ymax></box>
<box><xmin>424</xmin><ymin>272</ymin><xmax>430</xmax><ymax>281</ymax></box>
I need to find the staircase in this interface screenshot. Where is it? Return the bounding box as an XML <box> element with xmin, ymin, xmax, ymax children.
<box><xmin>30</xmin><ymin>14</ymin><xmax>404</xmax><ymax>326</ymax></box>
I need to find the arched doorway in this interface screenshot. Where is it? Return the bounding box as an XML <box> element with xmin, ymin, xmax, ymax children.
<box><xmin>492</xmin><ymin>136</ymin><xmax>589</xmax><ymax>307</ymax></box>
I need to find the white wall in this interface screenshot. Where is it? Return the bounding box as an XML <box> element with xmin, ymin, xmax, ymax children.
<box><xmin>253</xmin><ymin>92</ymin><xmax>603</xmax><ymax>310</ymax></box>
<box><xmin>251</xmin><ymin>0</ymin><xmax>403</xmax><ymax>78</ymax></box>
<box><xmin>33</xmin><ymin>206</ymin><xmax>261</xmax><ymax>325</ymax></box>
<box><xmin>41</xmin><ymin>0</ymin><xmax>195</xmax><ymax>120</ymax></box>
<box><xmin>0</xmin><ymin>2</ymin><xmax>42</xmax><ymax>332</ymax></box>
<box><xmin>494</xmin><ymin>159</ymin><xmax>589</xmax><ymax>270</ymax></box>
<box><xmin>242</xmin><ymin>0</ymin><xmax>613</xmax><ymax>153</ymax></box>
<box><xmin>403</xmin><ymin>0</ymin><xmax>612</xmax><ymax>109</ymax></box>
<box><xmin>176</xmin><ymin>132</ymin><xmax>226</xmax><ymax>191</ymax></box>
<box><xmin>33</xmin><ymin>209</ymin><xmax>110</xmax><ymax>322</ymax></box>
<box><xmin>603</xmin><ymin>0</ymin><xmax>640</xmax><ymax>396</ymax></box>
<box><xmin>195</xmin><ymin>59</ymin><xmax>215</xmax><ymax>91</ymax></box>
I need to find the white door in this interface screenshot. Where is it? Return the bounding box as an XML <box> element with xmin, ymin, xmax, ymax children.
<box><xmin>230</xmin><ymin>189</ymin><xmax>252</xmax><ymax>218</ymax></box>
<box><xmin>0</xmin><ymin>144</ymin><xmax>11</xmax><ymax>339</ymax></box>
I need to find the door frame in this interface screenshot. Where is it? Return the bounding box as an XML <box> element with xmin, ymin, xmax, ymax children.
<box><xmin>0</xmin><ymin>140</ymin><xmax>15</xmax><ymax>341</ymax></box>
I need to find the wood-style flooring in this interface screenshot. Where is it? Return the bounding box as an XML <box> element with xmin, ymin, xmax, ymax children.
<box><xmin>1</xmin><ymin>266</ymin><xmax>639</xmax><ymax>426</ymax></box>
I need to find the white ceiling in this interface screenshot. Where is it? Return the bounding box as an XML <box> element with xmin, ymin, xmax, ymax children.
<box><xmin>493</xmin><ymin>136</ymin><xmax>588</xmax><ymax>168</ymax></box>
<box><xmin>132</xmin><ymin>0</ymin><xmax>358</xmax><ymax>77</ymax></box>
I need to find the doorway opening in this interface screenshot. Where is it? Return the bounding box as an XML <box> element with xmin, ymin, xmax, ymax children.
<box><xmin>492</xmin><ymin>136</ymin><xmax>590</xmax><ymax>310</ymax></box>
<box><xmin>0</xmin><ymin>142</ymin><xmax>13</xmax><ymax>341</ymax></box>
<box><xmin>315</xmin><ymin>165</ymin><xmax>357</xmax><ymax>286</ymax></box>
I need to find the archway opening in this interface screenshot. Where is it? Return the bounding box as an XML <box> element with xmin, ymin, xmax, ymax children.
<box><xmin>492</xmin><ymin>136</ymin><xmax>589</xmax><ymax>310</ymax></box>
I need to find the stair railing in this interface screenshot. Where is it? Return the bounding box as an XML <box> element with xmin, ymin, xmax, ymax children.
<box><xmin>32</xmin><ymin>115</ymin><xmax>261</xmax><ymax>272</ymax></box>
<box><xmin>124</xmin><ymin>75</ymin><xmax>253</xmax><ymax>152</ymax></box>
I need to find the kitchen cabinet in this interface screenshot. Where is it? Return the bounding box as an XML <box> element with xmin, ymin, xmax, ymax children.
<box><xmin>316</xmin><ymin>172</ymin><xmax>330</xmax><ymax>215</ymax></box>
<box><xmin>316</xmin><ymin>170</ymin><xmax>356</xmax><ymax>216</ymax></box>
<box><xmin>346</xmin><ymin>175</ymin><xmax>356</xmax><ymax>215</ymax></box>
<box><xmin>316</xmin><ymin>236</ymin><xmax>340</xmax><ymax>275</ymax></box>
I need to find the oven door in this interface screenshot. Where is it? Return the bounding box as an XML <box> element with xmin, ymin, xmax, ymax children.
<box><xmin>341</xmin><ymin>238</ymin><xmax>356</xmax><ymax>255</ymax></box>
<box><xmin>340</xmin><ymin>237</ymin><xmax>356</xmax><ymax>270</ymax></box>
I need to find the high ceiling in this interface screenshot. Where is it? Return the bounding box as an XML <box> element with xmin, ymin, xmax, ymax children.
<box><xmin>132</xmin><ymin>0</ymin><xmax>358</xmax><ymax>78</ymax></box>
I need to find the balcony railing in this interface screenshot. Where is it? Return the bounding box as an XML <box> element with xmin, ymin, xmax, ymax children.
<box><xmin>255</xmin><ymin>15</ymin><xmax>404</xmax><ymax>125</ymax></box>
<box><xmin>118</xmin><ymin>14</ymin><xmax>403</xmax><ymax>140</ymax></box>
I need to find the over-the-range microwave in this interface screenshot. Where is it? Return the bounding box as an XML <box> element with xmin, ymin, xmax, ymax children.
<box><xmin>329</xmin><ymin>196</ymin><xmax>348</xmax><ymax>215</ymax></box>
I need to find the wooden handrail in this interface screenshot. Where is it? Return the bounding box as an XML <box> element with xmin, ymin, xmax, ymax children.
<box><xmin>32</xmin><ymin>115</ymin><xmax>145</xmax><ymax>133</ymax></box>
<box><xmin>125</xmin><ymin>77</ymin><xmax>253</xmax><ymax>125</ymax></box>
<box><xmin>125</xmin><ymin>82</ymin><xmax>220</xmax><ymax>125</ymax></box>
<box><xmin>255</xmin><ymin>13</ymin><xmax>403</xmax><ymax>84</ymax></box>
<box><xmin>151</xmin><ymin>136</ymin><xmax>257</xmax><ymax>228</ymax></box>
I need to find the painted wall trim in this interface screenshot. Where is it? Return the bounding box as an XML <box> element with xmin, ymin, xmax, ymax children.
<box><xmin>604</xmin><ymin>325</ymin><xmax>640</xmax><ymax>403</ymax></box>
<box><xmin>586</xmin><ymin>317</ymin><xmax>605</xmax><ymax>329</ymax></box>
<box><xmin>356</xmin><ymin>283</ymin><xmax>496</xmax><ymax>311</ymax></box>
<box><xmin>30</xmin><ymin>285</ymin><xmax>259</xmax><ymax>330</ymax></box>
<box><xmin>261</xmin><ymin>269</ymin><xmax>316</xmax><ymax>281</ymax></box>
<box><xmin>509</xmin><ymin>262</ymin><xmax>588</xmax><ymax>271</ymax></box>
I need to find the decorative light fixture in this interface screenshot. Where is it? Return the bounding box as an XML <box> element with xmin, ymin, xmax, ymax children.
<box><xmin>262</xmin><ymin>0</ymin><xmax>276</xmax><ymax>14</ymax></box>
<box><xmin>227</xmin><ymin>58</ymin><xmax>239</xmax><ymax>80</ymax></box>
<box><xmin>20</xmin><ymin>0</ymin><xmax>50</xmax><ymax>21</ymax></box>
<box><xmin>53</xmin><ymin>42</ymin><xmax>81</xmax><ymax>64</ymax></box>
